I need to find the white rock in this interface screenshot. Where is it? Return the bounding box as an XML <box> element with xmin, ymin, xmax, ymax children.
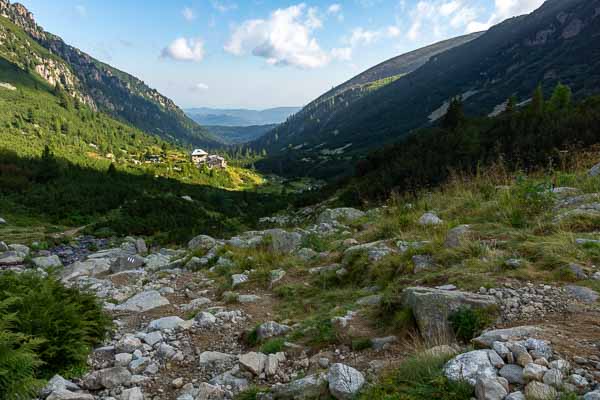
<box><xmin>444</xmin><ymin>350</ymin><xmax>498</xmax><ymax>386</ymax></box>
<box><xmin>327</xmin><ymin>363</ymin><xmax>365</xmax><ymax>400</ymax></box>
<box><xmin>147</xmin><ymin>316</ymin><xmax>186</xmax><ymax>332</ymax></box>
<box><xmin>239</xmin><ymin>352</ymin><xmax>268</xmax><ymax>375</ymax></box>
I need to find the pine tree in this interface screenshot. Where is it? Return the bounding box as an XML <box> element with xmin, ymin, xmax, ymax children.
<box><xmin>530</xmin><ymin>84</ymin><xmax>545</xmax><ymax>116</ymax></box>
<box><xmin>547</xmin><ymin>83</ymin><xmax>572</xmax><ymax>113</ymax></box>
<box><xmin>442</xmin><ymin>97</ymin><xmax>465</xmax><ymax>130</ymax></box>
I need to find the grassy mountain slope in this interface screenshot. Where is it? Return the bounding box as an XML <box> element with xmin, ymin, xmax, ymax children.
<box><xmin>256</xmin><ymin>0</ymin><xmax>600</xmax><ymax>179</ymax></box>
<box><xmin>0</xmin><ymin>57</ymin><xmax>287</xmax><ymax>243</ymax></box>
<box><xmin>0</xmin><ymin>0</ymin><xmax>220</xmax><ymax>148</ymax></box>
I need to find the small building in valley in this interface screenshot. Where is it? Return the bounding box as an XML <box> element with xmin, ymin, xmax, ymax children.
<box><xmin>191</xmin><ymin>149</ymin><xmax>227</xmax><ymax>170</ymax></box>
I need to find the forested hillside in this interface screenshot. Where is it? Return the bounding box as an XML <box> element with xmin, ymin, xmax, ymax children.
<box><xmin>0</xmin><ymin>0</ymin><xmax>219</xmax><ymax>147</ymax></box>
<box><xmin>255</xmin><ymin>0</ymin><xmax>600</xmax><ymax>179</ymax></box>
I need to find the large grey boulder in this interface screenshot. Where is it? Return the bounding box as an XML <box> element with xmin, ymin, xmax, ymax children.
<box><xmin>584</xmin><ymin>391</ymin><xmax>600</xmax><ymax>400</ymax></box>
<box><xmin>499</xmin><ymin>364</ymin><xmax>524</xmax><ymax>384</ymax></box>
<box><xmin>402</xmin><ymin>287</ymin><xmax>497</xmax><ymax>343</ymax></box>
<box><xmin>317</xmin><ymin>208</ymin><xmax>365</xmax><ymax>224</ymax></box>
<box><xmin>114</xmin><ymin>291</ymin><xmax>170</xmax><ymax>312</ymax></box>
<box><xmin>120</xmin><ymin>387</ymin><xmax>144</xmax><ymax>400</ymax></box>
<box><xmin>342</xmin><ymin>240</ymin><xmax>394</xmax><ymax>264</ymax></box>
<box><xmin>239</xmin><ymin>352</ymin><xmax>268</xmax><ymax>375</ymax></box>
<box><xmin>199</xmin><ymin>351</ymin><xmax>237</xmax><ymax>366</ymax></box>
<box><xmin>9</xmin><ymin>244</ymin><xmax>30</xmax><ymax>257</ymax></box>
<box><xmin>145</xmin><ymin>254</ymin><xmax>172</xmax><ymax>271</ymax></box>
<box><xmin>265</xmin><ymin>229</ymin><xmax>303</xmax><ymax>253</ymax></box>
<box><xmin>256</xmin><ymin>321</ymin><xmax>290</xmax><ymax>340</ymax></box>
<box><xmin>147</xmin><ymin>316</ymin><xmax>186</xmax><ymax>332</ymax></box>
<box><xmin>32</xmin><ymin>255</ymin><xmax>63</xmax><ymax>269</ymax></box>
<box><xmin>565</xmin><ymin>285</ymin><xmax>599</xmax><ymax>303</ymax></box>
<box><xmin>188</xmin><ymin>235</ymin><xmax>217</xmax><ymax>252</ymax></box>
<box><xmin>271</xmin><ymin>373</ymin><xmax>328</xmax><ymax>399</ymax></box>
<box><xmin>110</xmin><ymin>255</ymin><xmax>146</xmax><ymax>274</ymax></box>
<box><xmin>444</xmin><ymin>350</ymin><xmax>499</xmax><ymax>386</ymax></box>
<box><xmin>61</xmin><ymin>259</ymin><xmax>111</xmax><ymax>281</ymax></box>
<box><xmin>82</xmin><ymin>367</ymin><xmax>132</xmax><ymax>390</ymax></box>
<box><xmin>327</xmin><ymin>363</ymin><xmax>365</xmax><ymax>400</ymax></box>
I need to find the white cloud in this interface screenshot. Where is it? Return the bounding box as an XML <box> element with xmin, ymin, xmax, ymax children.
<box><xmin>193</xmin><ymin>83</ymin><xmax>209</xmax><ymax>91</ymax></box>
<box><xmin>224</xmin><ymin>4</ymin><xmax>329</xmax><ymax>69</ymax></box>
<box><xmin>467</xmin><ymin>0</ymin><xmax>545</xmax><ymax>32</ymax></box>
<box><xmin>182</xmin><ymin>7</ymin><xmax>196</xmax><ymax>21</ymax></box>
<box><xmin>331</xmin><ymin>47</ymin><xmax>352</xmax><ymax>61</ymax></box>
<box><xmin>211</xmin><ymin>0</ymin><xmax>237</xmax><ymax>13</ymax></box>
<box><xmin>346</xmin><ymin>26</ymin><xmax>400</xmax><ymax>47</ymax></box>
<box><xmin>161</xmin><ymin>38</ymin><xmax>205</xmax><ymax>62</ymax></box>
<box><xmin>439</xmin><ymin>1</ymin><xmax>460</xmax><ymax>17</ymax></box>
<box><xmin>328</xmin><ymin>4</ymin><xmax>342</xmax><ymax>14</ymax></box>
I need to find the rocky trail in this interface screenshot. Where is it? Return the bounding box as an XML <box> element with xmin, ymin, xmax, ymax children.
<box><xmin>2</xmin><ymin>186</ymin><xmax>600</xmax><ymax>399</ymax></box>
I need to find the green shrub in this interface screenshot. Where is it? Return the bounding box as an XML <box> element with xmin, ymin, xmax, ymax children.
<box><xmin>448</xmin><ymin>306</ymin><xmax>493</xmax><ymax>343</ymax></box>
<box><xmin>0</xmin><ymin>298</ymin><xmax>45</xmax><ymax>400</ymax></box>
<box><xmin>358</xmin><ymin>352</ymin><xmax>473</xmax><ymax>400</ymax></box>
<box><xmin>351</xmin><ymin>338</ymin><xmax>373</xmax><ymax>351</ymax></box>
<box><xmin>260</xmin><ymin>338</ymin><xmax>285</xmax><ymax>354</ymax></box>
<box><xmin>0</xmin><ymin>272</ymin><xmax>112</xmax><ymax>378</ymax></box>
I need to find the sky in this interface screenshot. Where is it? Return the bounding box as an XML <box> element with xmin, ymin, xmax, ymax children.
<box><xmin>19</xmin><ymin>0</ymin><xmax>546</xmax><ymax>109</ymax></box>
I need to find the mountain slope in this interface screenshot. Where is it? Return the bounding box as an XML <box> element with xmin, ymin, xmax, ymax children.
<box><xmin>0</xmin><ymin>0</ymin><xmax>220</xmax><ymax>147</ymax></box>
<box><xmin>255</xmin><ymin>0</ymin><xmax>600</xmax><ymax>178</ymax></box>
<box><xmin>186</xmin><ymin>107</ymin><xmax>301</xmax><ymax>127</ymax></box>
<box><xmin>251</xmin><ymin>32</ymin><xmax>482</xmax><ymax>156</ymax></box>
<box><xmin>205</xmin><ymin>124</ymin><xmax>277</xmax><ymax>145</ymax></box>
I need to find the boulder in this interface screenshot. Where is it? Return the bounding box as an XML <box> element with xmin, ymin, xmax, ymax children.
<box><xmin>145</xmin><ymin>254</ymin><xmax>172</xmax><ymax>271</ymax></box>
<box><xmin>499</xmin><ymin>364</ymin><xmax>525</xmax><ymax>385</ymax></box>
<box><xmin>120</xmin><ymin>387</ymin><xmax>144</xmax><ymax>400</ymax></box>
<box><xmin>342</xmin><ymin>241</ymin><xmax>394</xmax><ymax>264</ymax></box>
<box><xmin>444</xmin><ymin>350</ymin><xmax>498</xmax><ymax>386</ymax></box>
<box><xmin>115</xmin><ymin>335</ymin><xmax>142</xmax><ymax>354</ymax></box>
<box><xmin>402</xmin><ymin>287</ymin><xmax>497</xmax><ymax>343</ymax></box>
<box><xmin>82</xmin><ymin>367</ymin><xmax>132</xmax><ymax>390</ymax></box>
<box><xmin>32</xmin><ymin>255</ymin><xmax>63</xmax><ymax>269</ymax></box>
<box><xmin>412</xmin><ymin>255</ymin><xmax>435</xmax><ymax>273</ymax></box>
<box><xmin>265</xmin><ymin>352</ymin><xmax>286</xmax><ymax>377</ymax></box>
<box><xmin>472</xmin><ymin>326</ymin><xmax>541</xmax><ymax>348</ymax></box>
<box><xmin>46</xmin><ymin>390</ymin><xmax>94</xmax><ymax>400</ymax></box>
<box><xmin>239</xmin><ymin>352</ymin><xmax>268</xmax><ymax>375</ymax></box>
<box><xmin>0</xmin><ymin>241</ymin><xmax>8</xmax><ymax>252</ymax></box>
<box><xmin>196</xmin><ymin>382</ymin><xmax>226</xmax><ymax>400</ymax></box>
<box><xmin>188</xmin><ymin>235</ymin><xmax>217</xmax><ymax>252</ymax></box>
<box><xmin>232</xmin><ymin>273</ymin><xmax>249</xmax><ymax>287</ymax></box>
<box><xmin>523</xmin><ymin>363</ymin><xmax>548</xmax><ymax>382</ymax></box>
<box><xmin>270</xmin><ymin>373</ymin><xmax>328</xmax><ymax>399</ymax></box>
<box><xmin>9</xmin><ymin>244</ymin><xmax>30</xmax><ymax>257</ymax></box>
<box><xmin>565</xmin><ymin>285</ymin><xmax>599</xmax><ymax>303</ymax></box>
<box><xmin>475</xmin><ymin>377</ymin><xmax>508</xmax><ymax>400</ymax></box>
<box><xmin>327</xmin><ymin>363</ymin><xmax>365</xmax><ymax>400</ymax></box>
<box><xmin>256</xmin><ymin>321</ymin><xmax>291</xmax><ymax>340</ymax></box>
<box><xmin>0</xmin><ymin>251</ymin><xmax>24</xmax><ymax>266</ymax></box>
<box><xmin>195</xmin><ymin>312</ymin><xmax>217</xmax><ymax>327</ymax></box>
<box><xmin>61</xmin><ymin>259</ymin><xmax>111</xmax><ymax>281</ymax></box>
<box><xmin>506</xmin><ymin>392</ymin><xmax>526</xmax><ymax>400</ymax></box>
<box><xmin>42</xmin><ymin>375</ymin><xmax>81</xmax><ymax>397</ymax></box>
<box><xmin>0</xmin><ymin>217</ymin><xmax>6</xmax><ymax>224</ymax></box>
<box><xmin>524</xmin><ymin>382</ymin><xmax>557</xmax><ymax>400</ymax></box>
<box><xmin>199</xmin><ymin>351</ymin><xmax>237</xmax><ymax>366</ymax></box>
<box><xmin>543</xmin><ymin>369</ymin><xmax>564</xmax><ymax>388</ymax></box>
<box><xmin>588</xmin><ymin>162</ymin><xmax>600</xmax><ymax>177</ymax></box>
<box><xmin>445</xmin><ymin>225</ymin><xmax>471</xmax><ymax>248</ymax></box>
<box><xmin>418</xmin><ymin>212</ymin><xmax>443</xmax><ymax>225</ymax></box>
<box><xmin>110</xmin><ymin>255</ymin><xmax>146</xmax><ymax>274</ymax></box>
<box><xmin>114</xmin><ymin>291</ymin><xmax>170</xmax><ymax>313</ymax></box>
<box><xmin>317</xmin><ymin>208</ymin><xmax>365</xmax><ymax>224</ymax></box>
<box><xmin>147</xmin><ymin>316</ymin><xmax>186</xmax><ymax>332</ymax></box>
<box><xmin>265</xmin><ymin>229</ymin><xmax>303</xmax><ymax>254</ymax></box>
<box><xmin>584</xmin><ymin>391</ymin><xmax>600</xmax><ymax>400</ymax></box>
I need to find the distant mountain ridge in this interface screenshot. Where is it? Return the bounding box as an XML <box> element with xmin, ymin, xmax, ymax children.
<box><xmin>0</xmin><ymin>0</ymin><xmax>219</xmax><ymax>147</ymax></box>
<box><xmin>186</xmin><ymin>107</ymin><xmax>301</xmax><ymax>127</ymax></box>
<box><xmin>254</xmin><ymin>0</ymin><xmax>600</xmax><ymax>178</ymax></box>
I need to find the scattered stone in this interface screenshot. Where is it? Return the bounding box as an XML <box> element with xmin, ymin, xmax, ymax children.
<box><xmin>188</xmin><ymin>235</ymin><xmax>217</xmax><ymax>251</ymax></box>
<box><xmin>232</xmin><ymin>273</ymin><xmax>249</xmax><ymax>287</ymax></box>
<box><xmin>147</xmin><ymin>316</ymin><xmax>186</xmax><ymax>331</ymax></box>
<box><xmin>271</xmin><ymin>374</ymin><xmax>328</xmax><ymax>399</ymax></box>
<box><xmin>257</xmin><ymin>321</ymin><xmax>291</xmax><ymax>340</ymax></box>
<box><xmin>239</xmin><ymin>352</ymin><xmax>268</xmax><ymax>375</ymax></box>
<box><xmin>82</xmin><ymin>367</ymin><xmax>132</xmax><ymax>390</ymax></box>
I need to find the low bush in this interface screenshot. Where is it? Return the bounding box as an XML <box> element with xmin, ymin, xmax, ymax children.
<box><xmin>260</xmin><ymin>338</ymin><xmax>285</xmax><ymax>354</ymax></box>
<box><xmin>0</xmin><ymin>272</ymin><xmax>112</xmax><ymax>378</ymax></box>
<box><xmin>448</xmin><ymin>306</ymin><xmax>493</xmax><ymax>343</ymax></box>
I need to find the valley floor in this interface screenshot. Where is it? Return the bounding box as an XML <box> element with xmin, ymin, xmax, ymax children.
<box><xmin>2</xmin><ymin>163</ymin><xmax>600</xmax><ymax>399</ymax></box>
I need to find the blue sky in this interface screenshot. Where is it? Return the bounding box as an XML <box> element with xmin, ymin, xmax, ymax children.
<box><xmin>19</xmin><ymin>0</ymin><xmax>545</xmax><ymax>109</ymax></box>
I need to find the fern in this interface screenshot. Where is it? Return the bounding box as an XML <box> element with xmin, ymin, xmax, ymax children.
<box><xmin>0</xmin><ymin>298</ymin><xmax>45</xmax><ymax>400</ymax></box>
